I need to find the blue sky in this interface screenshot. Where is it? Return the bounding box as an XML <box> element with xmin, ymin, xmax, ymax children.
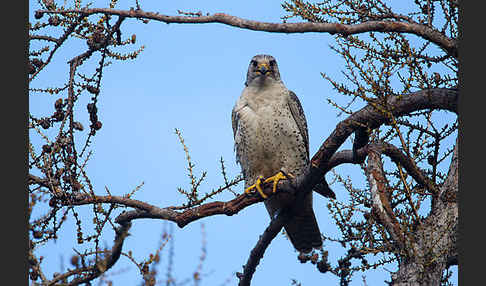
<box><xmin>29</xmin><ymin>1</ymin><xmax>458</xmax><ymax>285</ymax></box>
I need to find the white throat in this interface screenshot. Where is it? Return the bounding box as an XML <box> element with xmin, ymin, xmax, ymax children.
<box><xmin>247</xmin><ymin>76</ymin><xmax>281</xmax><ymax>91</ymax></box>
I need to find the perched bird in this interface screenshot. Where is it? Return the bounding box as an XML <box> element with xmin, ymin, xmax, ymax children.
<box><xmin>232</xmin><ymin>54</ymin><xmax>326</xmax><ymax>253</ymax></box>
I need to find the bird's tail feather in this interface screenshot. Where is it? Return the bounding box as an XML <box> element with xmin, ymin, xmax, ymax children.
<box><xmin>284</xmin><ymin>194</ymin><xmax>322</xmax><ymax>253</ymax></box>
<box><xmin>313</xmin><ymin>180</ymin><xmax>336</xmax><ymax>199</ymax></box>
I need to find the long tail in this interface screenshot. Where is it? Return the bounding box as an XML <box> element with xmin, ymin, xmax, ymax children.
<box><xmin>283</xmin><ymin>193</ymin><xmax>322</xmax><ymax>253</ymax></box>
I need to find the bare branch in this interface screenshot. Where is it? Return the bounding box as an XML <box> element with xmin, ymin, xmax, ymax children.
<box><xmin>365</xmin><ymin>151</ymin><xmax>407</xmax><ymax>252</ymax></box>
<box><xmin>54</xmin><ymin>88</ymin><xmax>457</xmax><ymax>230</ymax></box>
<box><xmin>29</xmin><ymin>34</ymin><xmax>59</xmax><ymax>44</ymax></box>
<box><xmin>327</xmin><ymin>141</ymin><xmax>439</xmax><ymax>194</ymax></box>
<box><xmin>29</xmin><ymin>15</ymin><xmax>85</xmax><ymax>81</ymax></box>
<box><xmin>40</xmin><ymin>221</ymin><xmax>131</xmax><ymax>286</ymax></box>
<box><xmin>311</xmin><ymin>88</ymin><xmax>457</xmax><ymax>171</ymax></box>
<box><xmin>63</xmin><ymin>192</ymin><xmax>263</xmax><ymax>228</ymax></box>
<box><xmin>36</xmin><ymin>8</ymin><xmax>458</xmax><ymax>57</ymax></box>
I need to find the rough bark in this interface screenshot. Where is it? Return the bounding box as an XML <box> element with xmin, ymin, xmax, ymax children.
<box><xmin>390</xmin><ymin>138</ymin><xmax>458</xmax><ymax>285</ymax></box>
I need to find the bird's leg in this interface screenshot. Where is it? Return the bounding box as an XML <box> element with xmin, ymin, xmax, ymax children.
<box><xmin>245</xmin><ymin>171</ymin><xmax>295</xmax><ymax>198</ymax></box>
<box><xmin>263</xmin><ymin>171</ymin><xmax>293</xmax><ymax>194</ymax></box>
<box><xmin>244</xmin><ymin>175</ymin><xmax>267</xmax><ymax>199</ymax></box>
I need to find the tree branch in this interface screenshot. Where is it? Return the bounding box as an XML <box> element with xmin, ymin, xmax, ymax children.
<box><xmin>311</xmin><ymin>88</ymin><xmax>457</xmax><ymax>171</ymax></box>
<box><xmin>29</xmin><ymin>15</ymin><xmax>84</xmax><ymax>82</ymax></box>
<box><xmin>365</xmin><ymin>151</ymin><xmax>407</xmax><ymax>252</ymax></box>
<box><xmin>65</xmin><ymin>192</ymin><xmax>264</xmax><ymax>228</ymax></box>
<box><xmin>41</xmin><ymin>221</ymin><xmax>132</xmax><ymax>286</ymax></box>
<box><xmin>52</xmin><ymin>88</ymin><xmax>457</xmax><ymax>230</ymax></box>
<box><xmin>390</xmin><ymin>139</ymin><xmax>458</xmax><ymax>285</ymax></box>
<box><xmin>29</xmin><ymin>34</ymin><xmax>60</xmax><ymax>44</ymax></box>
<box><xmin>439</xmin><ymin>137</ymin><xmax>458</xmax><ymax>203</ymax></box>
<box><xmin>237</xmin><ymin>210</ymin><xmax>293</xmax><ymax>286</ymax></box>
<box><xmin>328</xmin><ymin>141</ymin><xmax>440</xmax><ymax>194</ymax></box>
<box><xmin>35</xmin><ymin>8</ymin><xmax>457</xmax><ymax>57</ymax></box>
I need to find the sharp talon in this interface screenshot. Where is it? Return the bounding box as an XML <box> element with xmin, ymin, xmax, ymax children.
<box><xmin>263</xmin><ymin>171</ymin><xmax>288</xmax><ymax>193</ymax></box>
<box><xmin>255</xmin><ymin>177</ymin><xmax>267</xmax><ymax>199</ymax></box>
<box><xmin>285</xmin><ymin>172</ymin><xmax>295</xmax><ymax>179</ymax></box>
<box><xmin>244</xmin><ymin>176</ymin><xmax>267</xmax><ymax>199</ymax></box>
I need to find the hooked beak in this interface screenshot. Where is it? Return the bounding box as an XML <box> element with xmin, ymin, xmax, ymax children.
<box><xmin>256</xmin><ymin>63</ymin><xmax>270</xmax><ymax>75</ymax></box>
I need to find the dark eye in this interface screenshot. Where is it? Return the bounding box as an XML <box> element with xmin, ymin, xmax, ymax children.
<box><xmin>251</xmin><ymin>60</ymin><xmax>258</xmax><ymax>67</ymax></box>
<box><xmin>269</xmin><ymin>60</ymin><xmax>276</xmax><ymax>67</ymax></box>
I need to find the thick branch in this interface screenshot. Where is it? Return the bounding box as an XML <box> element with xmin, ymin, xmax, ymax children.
<box><xmin>312</xmin><ymin>88</ymin><xmax>457</xmax><ymax>171</ymax></box>
<box><xmin>58</xmin><ymin>88</ymin><xmax>457</xmax><ymax>230</ymax></box>
<box><xmin>439</xmin><ymin>137</ymin><xmax>459</xmax><ymax>203</ymax></box>
<box><xmin>365</xmin><ymin>151</ymin><xmax>407</xmax><ymax>252</ymax></box>
<box><xmin>66</xmin><ymin>192</ymin><xmax>264</xmax><ymax>228</ymax></box>
<box><xmin>390</xmin><ymin>140</ymin><xmax>458</xmax><ymax>285</ymax></box>
<box><xmin>328</xmin><ymin>141</ymin><xmax>439</xmax><ymax>194</ymax></box>
<box><xmin>36</xmin><ymin>8</ymin><xmax>457</xmax><ymax>57</ymax></box>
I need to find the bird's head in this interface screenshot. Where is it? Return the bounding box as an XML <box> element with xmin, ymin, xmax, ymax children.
<box><xmin>245</xmin><ymin>54</ymin><xmax>281</xmax><ymax>86</ymax></box>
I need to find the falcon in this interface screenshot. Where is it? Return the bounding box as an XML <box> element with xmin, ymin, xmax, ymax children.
<box><xmin>232</xmin><ymin>54</ymin><xmax>324</xmax><ymax>253</ymax></box>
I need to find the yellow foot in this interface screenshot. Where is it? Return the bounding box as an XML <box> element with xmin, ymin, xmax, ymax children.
<box><xmin>263</xmin><ymin>171</ymin><xmax>289</xmax><ymax>194</ymax></box>
<box><xmin>245</xmin><ymin>175</ymin><xmax>267</xmax><ymax>199</ymax></box>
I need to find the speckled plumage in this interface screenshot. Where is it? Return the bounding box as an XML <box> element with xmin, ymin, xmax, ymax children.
<box><xmin>232</xmin><ymin>55</ymin><xmax>322</xmax><ymax>253</ymax></box>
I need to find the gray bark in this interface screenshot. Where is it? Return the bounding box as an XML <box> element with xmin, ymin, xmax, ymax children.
<box><xmin>390</xmin><ymin>139</ymin><xmax>458</xmax><ymax>285</ymax></box>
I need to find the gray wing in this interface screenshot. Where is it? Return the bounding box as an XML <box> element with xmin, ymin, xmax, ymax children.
<box><xmin>284</xmin><ymin>90</ymin><xmax>325</xmax><ymax>252</ymax></box>
<box><xmin>231</xmin><ymin>107</ymin><xmax>239</xmax><ymax>140</ymax></box>
<box><xmin>288</xmin><ymin>90</ymin><xmax>336</xmax><ymax>199</ymax></box>
<box><xmin>287</xmin><ymin>90</ymin><xmax>309</xmax><ymax>158</ymax></box>
<box><xmin>231</xmin><ymin>106</ymin><xmax>241</xmax><ymax>165</ymax></box>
